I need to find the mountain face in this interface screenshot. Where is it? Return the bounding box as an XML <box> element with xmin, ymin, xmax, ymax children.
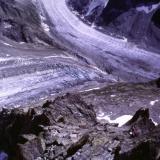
<box><xmin>68</xmin><ymin>0</ymin><xmax>160</xmax><ymax>51</ymax></box>
<box><xmin>0</xmin><ymin>0</ymin><xmax>54</xmax><ymax>45</ymax></box>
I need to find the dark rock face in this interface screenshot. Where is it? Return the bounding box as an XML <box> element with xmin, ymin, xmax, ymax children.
<box><xmin>67</xmin><ymin>0</ymin><xmax>90</xmax><ymax>14</ymax></box>
<box><xmin>68</xmin><ymin>0</ymin><xmax>160</xmax><ymax>51</ymax></box>
<box><xmin>152</xmin><ymin>8</ymin><xmax>160</xmax><ymax>28</ymax></box>
<box><xmin>0</xmin><ymin>0</ymin><xmax>54</xmax><ymax>45</ymax></box>
<box><xmin>0</xmin><ymin>93</ymin><xmax>160</xmax><ymax>160</ymax></box>
<box><xmin>156</xmin><ymin>77</ymin><xmax>160</xmax><ymax>87</ymax></box>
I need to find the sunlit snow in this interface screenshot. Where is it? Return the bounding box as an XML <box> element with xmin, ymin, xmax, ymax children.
<box><xmin>97</xmin><ymin>113</ymin><xmax>133</xmax><ymax>127</ymax></box>
<box><xmin>150</xmin><ymin>100</ymin><xmax>159</xmax><ymax>106</ymax></box>
<box><xmin>3</xmin><ymin>42</ymin><xmax>13</xmax><ymax>47</ymax></box>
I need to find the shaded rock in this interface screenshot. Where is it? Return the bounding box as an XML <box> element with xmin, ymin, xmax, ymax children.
<box><xmin>42</xmin><ymin>94</ymin><xmax>97</xmax><ymax>126</ymax></box>
<box><xmin>66</xmin><ymin>134</ymin><xmax>89</xmax><ymax>158</ymax></box>
<box><xmin>17</xmin><ymin>138</ymin><xmax>45</xmax><ymax>160</ymax></box>
<box><xmin>125</xmin><ymin>108</ymin><xmax>155</xmax><ymax>137</ymax></box>
<box><xmin>156</xmin><ymin>77</ymin><xmax>160</xmax><ymax>88</ymax></box>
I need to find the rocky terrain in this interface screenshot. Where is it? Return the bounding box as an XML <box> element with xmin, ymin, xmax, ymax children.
<box><xmin>0</xmin><ymin>92</ymin><xmax>158</xmax><ymax>159</ymax></box>
<box><xmin>0</xmin><ymin>80</ymin><xmax>160</xmax><ymax>159</ymax></box>
<box><xmin>0</xmin><ymin>0</ymin><xmax>159</xmax><ymax>159</ymax></box>
<box><xmin>0</xmin><ymin>0</ymin><xmax>55</xmax><ymax>46</ymax></box>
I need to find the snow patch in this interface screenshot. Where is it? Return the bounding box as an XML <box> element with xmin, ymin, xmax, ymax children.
<box><xmin>19</xmin><ymin>42</ymin><xmax>25</xmax><ymax>44</ymax></box>
<box><xmin>40</xmin><ymin>96</ymin><xmax>47</xmax><ymax>101</ymax></box>
<box><xmin>6</xmin><ymin>54</ymin><xmax>10</xmax><ymax>57</ymax></box>
<box><xmin>3</xmin><ymin>22</ymin><xmax>12</xmax><ymax>29</ymax></box>
<box><xmin>136</xmin><ymin>3</ymin><xmax>160</xmax><ymax>14</ymax></box>
<box><xmin>91</xmin><ymin>23</ymin><xmax>96</xmax><ymax>28</ymax></box>
<box><xmin>122</xmin><ymin>36</ymin><xmax>128</xmax><ymax>42</ymax></box>
<box><xmin>40</xmin><ymin>15</ymin><xmax>50</xmax><ymax>32</ymax></box>
<box><xmin>150</xmin><ymin>100</ymin><xmax>159</xmax><ymax>106</ymax></box>
<box><xmin>81</xmin><ymin>87</ymin><xmax>100</xmax><ymax>92</ymax></box>
<box><xmin>3</xmin><ymin>42</ymin><xmax>12</xmax><ymax>47</ymax></box>
<box><xmin>110</xmin><ymin>95</ymin><xmax>116</xmax><ymax>98</ymax></box>
<box><xmin>97</xmin><ymin>114</ymin><xmax>133</xmax><ymax>127</ymax></box>
<box><xmin>72</xmin><ymin>10</ymin><xmax>79</xmax><ymax>16</ymax></box>
<box><xmin>151</xmin><ymin>119</ymin><xmax>158</xmax><ymax>126</ymax></box>
<box><xmin>41</xmin><ymin>22</ymin><xmax>50</xmax><ymax>32</ymax></box>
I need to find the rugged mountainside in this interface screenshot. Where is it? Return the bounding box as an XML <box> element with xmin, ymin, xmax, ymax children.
<box><xmin>68</xmin><ymin>0</ymin><xmax>160</xmax><ymax>51</ymax></box>
<box><xmin>0</xmin><ymin>0</ymin><xmax>54</xmax><ymax>45</ymax></box>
